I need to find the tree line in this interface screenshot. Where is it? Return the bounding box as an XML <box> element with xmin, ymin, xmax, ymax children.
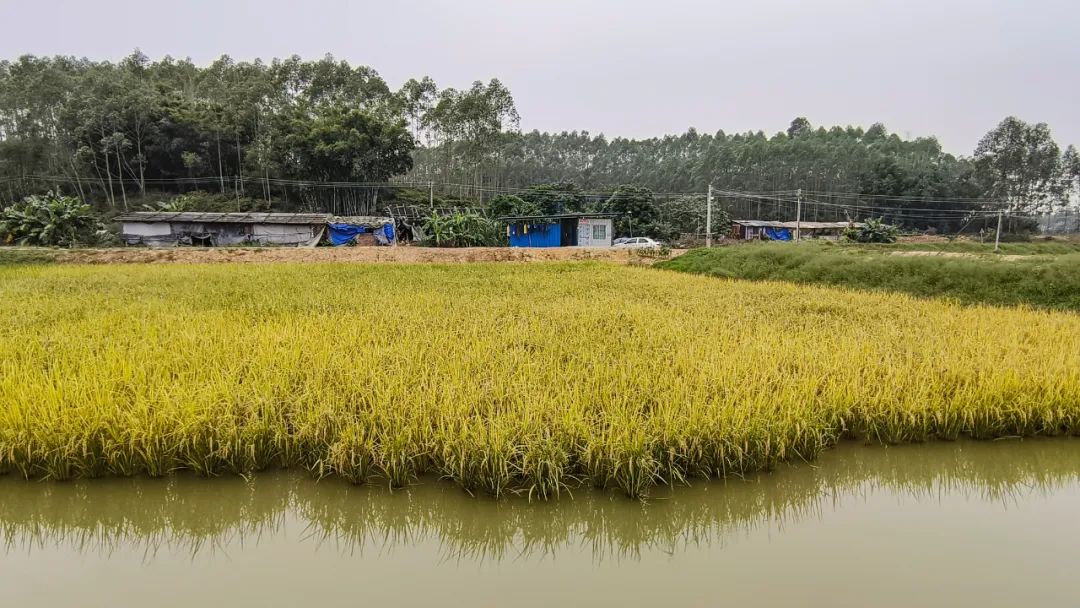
<box><xmin>0</xmin><ymin>52</ymin><xmax>514</xmax><ymax>215</ymax></box>
<box><xmin>2</xmin><ymin>51</ymin><xmax>1078</xmax><ymax>235</ymax></box>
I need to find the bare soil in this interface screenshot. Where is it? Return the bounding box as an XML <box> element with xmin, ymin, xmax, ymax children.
<box><xmin>53</xmin><ymin>246</ymin><xmax>682</xmax><ymax>265</ymax></box>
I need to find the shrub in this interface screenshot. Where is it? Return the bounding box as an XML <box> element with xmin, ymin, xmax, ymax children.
<box><xmin>843</xmin><ymin>217</ymin><xmax>899</xmax><ymax>243</ymax></box>
<box><xmin>0</xmin><ymin>192</ymin><xmax>103</xmax><ymax>247</ymax></box>
<box><xmin>632</xmin><ymin>244</ymin><xmax>672</xmax><ymax>259</ymax></box>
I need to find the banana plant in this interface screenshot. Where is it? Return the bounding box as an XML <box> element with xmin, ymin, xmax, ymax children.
<box><xmin>0</xmin><ymin>192</ymin><xmax>102</xmax><ymax>247</ymax></box>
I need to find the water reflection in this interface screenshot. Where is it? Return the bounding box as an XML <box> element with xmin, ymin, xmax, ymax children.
<box><xmin>2</xmin><ymin>439</ymin><xmax>1077</xmax><ymax>562</ymax></box>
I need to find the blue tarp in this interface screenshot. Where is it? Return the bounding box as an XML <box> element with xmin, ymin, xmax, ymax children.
<box><xmin>764</xmin><ymin>227</ymin><xmax>792</xmax><ymax>241</ymax></box>
<box><xmin>328</xmin><ymin>223</ymin><xmax>370</xmax><ymax>246</ymax></box>
<box><xmin>328</xmin><ymin>222</ymin><xmax>395</xmax><ymax>246</ymax></box>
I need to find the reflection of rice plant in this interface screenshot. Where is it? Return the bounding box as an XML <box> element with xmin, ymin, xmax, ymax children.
<box><xmin>1</xmin><ymin>440</ymin><xmax>1077</xmax><ymax>562</ymax></box>
<box><xmin>0</xmin><ymin>263</ymin><xmax>1078</xmax><ymax>499</ymax></box>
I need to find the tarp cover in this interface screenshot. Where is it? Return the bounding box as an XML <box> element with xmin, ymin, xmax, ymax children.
<box><xmin>764</xmin><ymin>227</ymin><xmax>792</xmax><ymax>241</ymax></box>
<box><xmin>328</xmin><ymin>223</ymin><xmax>370</xmax><ymax>246</ymax></box>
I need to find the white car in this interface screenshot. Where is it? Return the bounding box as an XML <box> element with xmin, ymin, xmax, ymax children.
<box><xmin>613</xmin><ymin>237</ymin><xmax>663</xmax><ymax>249</ymax></box>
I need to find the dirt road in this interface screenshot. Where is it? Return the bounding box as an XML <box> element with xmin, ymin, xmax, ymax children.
<box><xmin>50</xmin><ymin>246</ymin><xmax>680</xmax><ymax>265</ymax></box>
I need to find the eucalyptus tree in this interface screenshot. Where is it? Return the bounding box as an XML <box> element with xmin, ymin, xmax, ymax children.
<box><xmin>974</xmin><ymin>116</ymin><xmax>1062</xmax><ymax>215</ymax></box>
<box><xmin>397</xmin><ymin>76</ymin><xmax>438</xmax><ymax>144</ymax></box>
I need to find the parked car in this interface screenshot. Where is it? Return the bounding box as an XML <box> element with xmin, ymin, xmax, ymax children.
<box><xmin>613</xmin><ymin>237</ymin><xmax>664</xmax><ymax>249</ymax></box>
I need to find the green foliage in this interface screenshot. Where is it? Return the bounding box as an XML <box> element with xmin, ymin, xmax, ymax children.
<box><xmin>0</xmin><ymin>52</ymin><xmax>423</xmax><ymax>214</ymax></box>
<box><xmin>142</xmin><ymin>191</ymin><xmax>269</xmax><ymax>213</ymax></box>
<box><xmin>787</xmin><ymin>117</ymin><xmax>812</xmax><ymax>138</ymax></box>
<box><xmin>517</xmin><ymin>183</ymin><xmax>587</xmax><ymax>215</ymax></box>
<box><xmin>409</xmin><ymin>118</ymin><xmax>1074</xmax><ymax>236</ymax></box>
<box><xmin>656</xmin><ymin>195</ymin><xmax>731</xmax><ymax>243</ymax></box>
<box><xmin>0</xmin><ymin>192</ymin><xmax>102</xmax><ymax>247</ymax></box>
<box><xmin>603</xmin><ymin>185</ymin><xmax>657</xmax><ymax>237</ymax></box>
<box><xmin>487</xmin><ymin>194</ymin><xmax>542</xmax><ymax>217</ymax></box>
<box><xmin>658</xmin><ymin>242</ymin><xmax>1080</xmax><ymax>310</ymax></box>
<box><xmin>974</xmin><ymin>117</ymin><xmax>1063</xmax><ymax>214</ymax></box>
<box><xmin>421</xmin><ymin>211</ymin><xmax>505</xmax><ymax>247</ymax></box>
<box><xmin>0</xmin><ymin>248</ymin><xmax>59</xmax><ymax>265</ymax></box>
<box><xmin>274</xmin><ymin>106</ymin><xmax>414</xmax><ymax>182</ymax></box>
<box><xmin>2</xmin><ymin>51</ymin><xmax>1076</xmax><ymax>235</ymax></box>
<box><xmin>843</xmin><ymin>218</ymin><xmax>899</xmax><ymax>243</ymax></box>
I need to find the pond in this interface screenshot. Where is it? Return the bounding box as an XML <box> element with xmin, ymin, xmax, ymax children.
<box><xmin>2</xmin><ymin>439</ymin><xmax>1078</xmax><ymax>607</ymax></box>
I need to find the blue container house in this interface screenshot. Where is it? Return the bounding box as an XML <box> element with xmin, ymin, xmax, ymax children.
<box><xmin>500</xmin><ymin>213</ymin><xmax>616</xmax><ymax>248</ymax></box>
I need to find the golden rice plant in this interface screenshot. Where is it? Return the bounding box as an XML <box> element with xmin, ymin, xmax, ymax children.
<box><xmin>1</xmin><ymin>262</ymin><xmax>1078</xmax><ymax>498</ymax></box>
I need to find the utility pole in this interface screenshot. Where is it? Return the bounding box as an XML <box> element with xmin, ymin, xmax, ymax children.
<box><xmin>795</xmin><ymin>188</ymin><xmax>803</xmax><ymax>243</ymax></box>
<box><xmin>428</xmin><ymin>181</ymin><xmax>434</xmax><ymax>211</ymax></box>
<box><xmin>994</xmin><ymin>210</ymin><xmax>1003</xmax><ymax>252</ymax></box>
<box><xmin>706</xmin><ymin>184</ymin><xmax>713</xmax><ymax>248</ymax></box>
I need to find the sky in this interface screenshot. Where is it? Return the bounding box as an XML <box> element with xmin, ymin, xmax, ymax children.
<box><xmin>2</xmin><ymin>0</ymin><xmax>1077</xmax><ymax>155</ymax></box>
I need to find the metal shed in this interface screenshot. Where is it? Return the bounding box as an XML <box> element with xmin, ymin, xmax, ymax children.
<box><xmin>731</xmin><ymin>220</ymin><xmax>864</xmax><ymax>241</ymax></box>
<box><xmin>117</xmin><ymin>212</ymin><xmax>331</xmax><ymax>247</ymax></box>
<box><xmin>498</xmin><ymin>213</ymin><xmax>616</xmax><ymax>248</ymax></box>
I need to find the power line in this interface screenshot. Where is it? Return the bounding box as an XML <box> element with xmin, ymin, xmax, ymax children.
<box><xmin>798</xmin><ymin>189</ymin><xmax>1009</xmax><ymax>204</ymax></box>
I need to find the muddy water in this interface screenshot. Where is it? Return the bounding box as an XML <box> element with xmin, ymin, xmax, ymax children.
<box><xmin>2</xmin><ymin>440</ymin><xmax>1078</xmax><ymax>607</ymax></box>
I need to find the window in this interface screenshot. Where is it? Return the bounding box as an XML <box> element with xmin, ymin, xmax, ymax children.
<box><xmin>592</xmin><ymin>224</ymin><xmax>607</xmax><ymax>241</ymax></box>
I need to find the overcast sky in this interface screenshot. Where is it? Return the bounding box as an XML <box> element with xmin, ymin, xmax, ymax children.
<box><xmin>2</xmin><ymin>0</ymin><xmax>1077</xmax><ymax>154</ymax></box>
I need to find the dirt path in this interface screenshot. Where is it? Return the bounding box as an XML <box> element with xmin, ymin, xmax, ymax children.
<box><xmin>889</xmin><ymin>251</ymin><xmax>1029</xmax><ymax>261</ymax></box>
<box><xmin>52</xmin><ymin>246</ymin><xmax>682</xmax><ymax>265</ymax></box>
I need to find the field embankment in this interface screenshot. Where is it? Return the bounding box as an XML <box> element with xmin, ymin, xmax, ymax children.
<box><xmin>884</xmin><ymin>239</ymin><xmax>1080</xmax><ymax>255</ymax></box>
<box><xmin>657</xmin><ymin>242</ymin><xmax>1080</xmax><ymax>310</ymax></box>
<box><xmin>1</xmin><ymin>262</ymin><xmax>1078</xmax><ymax>498</ymax></box>
<box><xmin>0</xmin><ymin>245</ymin><xmax>675</xmax><ymax>266</ymax></box>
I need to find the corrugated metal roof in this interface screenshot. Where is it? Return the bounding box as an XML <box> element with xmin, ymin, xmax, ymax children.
<box><xmin>497</xmin><ymin>213</ymin><xmax>617</xmax><ymax>221</ymax></box>
<box><xmin>115</xmin><ymin>212</ymin><xmax>331</xmax><ymax>225</ymax></box>
<box><xmin>329</xmin><ymin>215</ymin><xmax>393</xmax><ymax>226</ymax></box>
<box><xmin>733</xmin><ymin>220</ymin><xmax>864</xmax><ymax>229</ymax></box>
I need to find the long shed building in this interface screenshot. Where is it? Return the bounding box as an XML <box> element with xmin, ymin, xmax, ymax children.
<box><xmin>117</xmin><ymin>212</ymin><xmax>330</xmax><ymax>247</ymax></box>
<box><xmin>731</xmin><ymin>220</ymin><xmax>864</xmax><ymax>241</ymax></box>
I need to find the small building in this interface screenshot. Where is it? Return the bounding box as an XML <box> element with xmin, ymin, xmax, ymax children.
<box><xmin>499</xmin><ymin>213</ymin><xmax>616</xmax><ymax>248</ymax></box>
<box><xmin>731</xmin><ymin>220</ymin><xmax>863</xmax><ymax>241</ymax></box>
<box><xmin>117</xmin><ymin>212</ymin><xmax>330</xmax><ymax>247</ymax></box>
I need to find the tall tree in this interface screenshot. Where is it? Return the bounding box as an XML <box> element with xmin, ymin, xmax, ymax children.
<box><xmin>397</xmin><ymin>76</ymin><xmax>437</xmax><ymax>144</ymax></box>
<box><xmin>603</xmin><ymin>185</ymin><xmax>657</xmax><ymax>237</ymax></box>
<box><xmin>973</xmin><ymin>117</ymin><xmax>1062</xmax><ymax>214</ymax></box>
<box><xmin>787</xmin><ymin>117</ymin><xmax>812</xmax><ymax>138</ymax></box>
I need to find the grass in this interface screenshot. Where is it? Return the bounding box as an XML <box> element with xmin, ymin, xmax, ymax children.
<box><xmin>657</xmin><ymin>242</ymin><xmax>1080</xmax><ymax>310</ymax></box>
<box><xmin>0</xmin><ymin>247</ymin><xmax>60</xmax><ymax>266</ymax></box>
<box><xmin>1</xmin><ymin>262</ymin><xmax>1078</xmax><ymax>498</ymax></box>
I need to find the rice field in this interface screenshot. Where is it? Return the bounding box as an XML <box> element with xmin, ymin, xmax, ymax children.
<box><xmin>1</xmin><ymin>261</ymin><xmax>1078</xmax><ymax>498</ymax></box>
